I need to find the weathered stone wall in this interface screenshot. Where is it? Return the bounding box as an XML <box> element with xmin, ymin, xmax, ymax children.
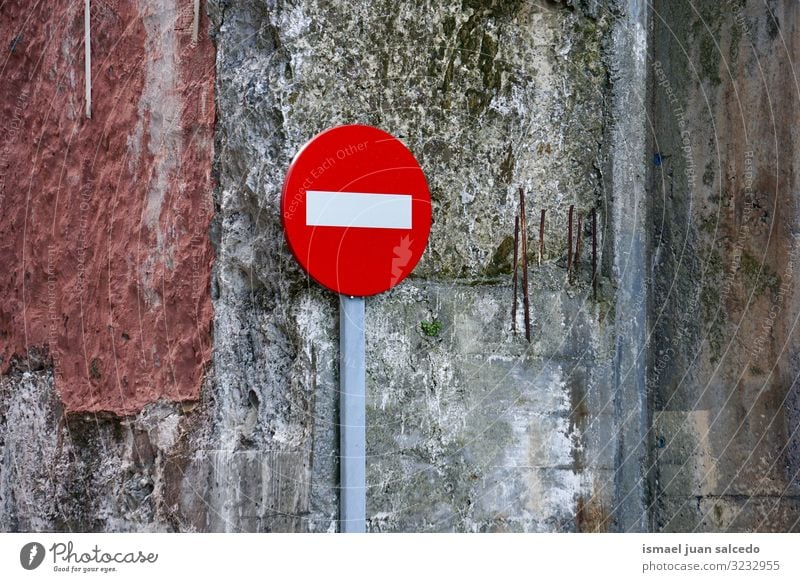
<box><xmin>207</xmin><ymin>0</ymin><xmax>632</xmax><ymax>532</ymax></box>
<box><xmin>0</xmin><ymin>0</ymin><xmax>217</xmax><ymax>530</ymax></box>
<box><xmin>648</xmin><ymin>0</ymin><xmax>800</xmax><ymax>532</ymax></box>
<box><xmin>2</xmin><ymin>0</ymin><xmax>798</xmax><ymax>533</ymax></box>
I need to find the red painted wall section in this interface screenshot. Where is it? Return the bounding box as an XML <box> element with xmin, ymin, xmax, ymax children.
<box><xmin>0</xmin><ymin>1</ymin><xmax>216</xmax><ymax>414</ymax></box>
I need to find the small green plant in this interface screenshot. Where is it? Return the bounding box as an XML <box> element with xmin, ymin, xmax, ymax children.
<box><xmin>420</xmin><ymin>319</ymin><xmax>442</xmax><ymax>337</ymax></box>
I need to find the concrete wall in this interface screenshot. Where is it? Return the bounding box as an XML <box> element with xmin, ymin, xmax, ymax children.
<box><xmin>0</xmin><ymin>0</ymin><xmax>216</xmax><ymax>530</ymax></box>
<box><xmin>1</xmin><ymin>0</ymin><xmax>798</xmax><ymax>533</ymax></box>
<box><xmin>208</xmin><ymin>0</ymin><xmax>635</xmax><ymax>532</ymax></box>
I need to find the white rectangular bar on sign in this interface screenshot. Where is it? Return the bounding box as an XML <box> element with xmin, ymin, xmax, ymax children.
<box><xmin>306</xmin><ymin>190</ymin><xmax>412</xmax><ymax>229</ymax></box>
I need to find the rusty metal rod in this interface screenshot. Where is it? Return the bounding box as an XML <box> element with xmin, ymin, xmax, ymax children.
<box><xmin>519</xmin><ymin>188</ymin><xmax>531</xmax><ymax>341</ymax></box>
<box><xmin>574</xmin><ymin>214</ymin><xmax>583</xmax><ymax>270</ymax></box>
<box><xmin>592</xmin><ymin>208</ymin><xmax>597</xmax><ymax>300</ymax></box>
<box><xmin>567</xmin><ymin>205</ymin><xmax>574</xmax><ymax>279</ymax></box>
<box><xmin>539</xmin><ymin>209</ymin><xmax>545</xmax><ymax>266</ymax></box>
<box><xmin>512</xmin><ymin>214</ymin><xmax>519</xmax><ymax>332</ymax></box>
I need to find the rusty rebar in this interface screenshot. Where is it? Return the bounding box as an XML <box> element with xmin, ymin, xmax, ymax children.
<box><xmin>511</xmin><ymin>214</ymin><xmax>519</xmax><ymax>332</ymax></box>
<box><xmin>592</xmin><ymin>208</ymin><xmax>597</xmax><ymax>300</ymax></box>
<box><xmin>567</xmin><ymin>205</ymin><xmax>574</xmax><ymax>280</ymax></box>
<box><xmin>538</xmin><ymin>209</ymin><xmax>545</xmax><ymax>266</ymax></box>
<box><xmin>519</xmin><ymin>188</ymin><xmax>531</xmax><ymax>341</ymax></box>
<box><xmin>574</xmin><ymin>213</ymin><xmax>583</xmax><ymax>270</ymax></box>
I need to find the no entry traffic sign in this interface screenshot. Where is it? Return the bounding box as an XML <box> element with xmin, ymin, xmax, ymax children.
<box><xmin>281</xmin><ymin>124</ymin><xmax>431</xmax><ymax>533</ymax></box>
<box><xmin>281</xmin><ymin>124</ymin><xmax>432</xmax><ymax>297</ymax></box>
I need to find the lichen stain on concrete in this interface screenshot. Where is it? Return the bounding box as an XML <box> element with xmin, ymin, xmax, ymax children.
<box><xmin>0</xmin><ymin>0</ymin><xmax>216</xmax><ymax>414</ymax></box>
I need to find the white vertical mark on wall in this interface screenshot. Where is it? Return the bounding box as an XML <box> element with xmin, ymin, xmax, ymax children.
<box><xmin>84</xmin><ymin>0</ymin><xmax>91</xmax><ymax>118</ymax></box>
<box><xmin>192</xmin><ymin>0</ymin><xmax>200</xmax><ymax>45</ymax></box>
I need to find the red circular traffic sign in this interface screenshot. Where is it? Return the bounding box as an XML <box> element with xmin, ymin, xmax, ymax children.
<box><xmin>281</xmin><ymin>125</ymin><xmax>432</xmax><ymax>296</ymax></box>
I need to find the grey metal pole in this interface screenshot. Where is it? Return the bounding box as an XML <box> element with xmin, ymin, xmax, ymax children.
<box><xmin>339</xmin><ymin>295</ymin><xmax>366</xmax><ymax>532</ymax></box>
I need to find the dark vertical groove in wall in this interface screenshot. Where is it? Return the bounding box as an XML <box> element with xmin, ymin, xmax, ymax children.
<box><xmin>644</xmin><ymin>0</ymin><xmax>658</xmax><ymax>533</ymax></box>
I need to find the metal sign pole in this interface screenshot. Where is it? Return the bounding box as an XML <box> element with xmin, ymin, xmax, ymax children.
<box><xmin>339</xmin><ymin>295</ymin><xmax>366</xmax><ymax>532</ymax></box>
<box><xmin>282</xmin><ymin>126</ymin><xmax>431</xmax><ymax>532</ymax></box>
